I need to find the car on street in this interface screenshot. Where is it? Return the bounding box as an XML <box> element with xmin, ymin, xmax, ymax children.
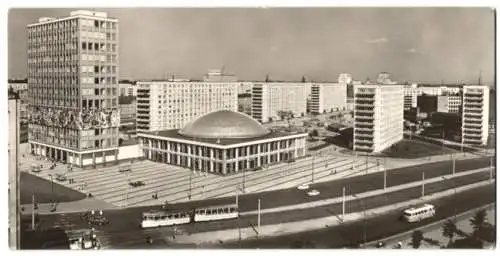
<box><xmin>297</xmin><ymin>184</ymin><xmax>310</xmax><ymax>190</ymax></box>
<box><xmin>307</xmin><ymin>189</ymin><xmax>320</xmax><ymax>196</ymax></box>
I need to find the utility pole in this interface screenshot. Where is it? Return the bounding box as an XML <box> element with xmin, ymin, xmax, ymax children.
<box><xmin>235</xmin><ymin>189</ymin><xmax>239</xmax><ymax>208</ymax></box>
<box><xmin>31</xmin><ymin>194</ymin><xmax>35</xmax><ymax>230</ymax></box>
<box><xmin>242</xmin><ymin>169</ymin><xmax>246</xmax><ymax>194</ymax></box>
<box><xmin>311</xmin><ymin>154</ymin><xmax>315</xmax><ymax>184</ymax></box>
<box><xmin>365</xmin><ymin>155</ymin><xmax>368</xmax><ymax>175</ymax></box>
<box><xmin>188</xmin><ymin>171</ymin><xmax>192</xmax><ymax>200</ymax></box>
<box><xmin>342</xmin><ymin>186</ymin><xmax>345</xmax><ymax>222</ymax></box>
<box><xmin>257</xmin><ymin>199</ymin><xmax>261</xmax><ymax>236</ymax></box>
<box><xmin>362</xmin><ymin>199</ymin><xmax>367</xmax><ymax>248</ymax></box>
<box><xmin>421</xmin><ymin>172</ymin><xmax>425</xmax><ymax>198</ymax></box>
<box><xmin>452</xmin><ymin>153</ymin><xmax>455</xmax><ymax>176</ymax></box>
<box><xmin>383</xmin><ymin>164</ymin><xmax>387</xmax><ymax>190</ymax></box>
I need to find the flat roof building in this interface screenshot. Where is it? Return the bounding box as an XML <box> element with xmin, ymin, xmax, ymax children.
<box><xmin>251</xmin><ymin>83</ymin><xmax>307</xmax><ymax>123</ymax></box>
<box><xmin>138</xmin><ymin>110</ymin><xmax>308</xmax><ymax>175</ymax></box>
<box><xmin>353</xmin><ymin>84</ymin><xmax>404</xmax><ymax>153</ymax></box>
<box><xmin>309</xmin><ymin>83</ymin><xmax>347</xmax><ymax>114</ymax></box>
<box><xmin>136</xmin><ymin>81</ymin><xmax>238</xmax><ymax>132</ymax></box>
<box><xmin>27</xmin><ymin>10</ymin><xmax>120</xmax><ymax>167</ymax></box>
<box><xmin>462</xmin><ymin>85</ymin><xmax>490</xmax><ymax>146</ymax></box>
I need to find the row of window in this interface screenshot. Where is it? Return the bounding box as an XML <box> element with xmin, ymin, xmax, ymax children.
<box><xmin>81</xmin><ymin>41</ymin><xmax>117</xmax><ymax>51</ymax></box>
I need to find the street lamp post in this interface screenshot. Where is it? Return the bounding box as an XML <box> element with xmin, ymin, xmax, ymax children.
<box><xmin>342</xmin><ymin>186</ymin><xmax>346</xmax><ymax>222</ymax></box>
<box><xmin>257</xmin><ymin>199</ymin><xmax>261</xmax><ymax>236</ymax></box>
<box><xmin>490</xmin><ymin>157</ymin><xmax>494</xmax><ymax>183</ymax></box>
<box><xmin>48</xmin><ymin>174</ymin><xmax>54</xmax><ymax>194</ymax></box>
<box><xmin>452</xmin><ymin>153</ymin><xmax>455</xmax><ymax>176</ymax></box>
<box><xmin>383</xmin><ymin>162</ymin><xmax>387</xmax><ymax>190</ymax></box>
<box><xmin>361</xmin><ymin>199</ymin><xmax>367</xmax><ymax>248</ymax></box>
<box><xmin>311</xmin><ymin>154</ymin><xmax>315</xmax><ymax>184</ymax></box>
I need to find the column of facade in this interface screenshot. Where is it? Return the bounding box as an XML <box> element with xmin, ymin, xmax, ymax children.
<box><xmin>257</xmin><ymin>144</ymin><xmax>261</xmax><ymax>166</ymax></box>
<box><xmin>277</xmin><ymin>141</ymin><xmax>281</xmax><ymax>162</ymax></box>
<box><xmin>210</xmin><ymin>148</ymin><xmax>214</xmax><ymax>172</ymax></box>
<box><xmin>187</xmin><ymin>145</ymin><xmax>192</xmax><ymax>168</ymax></box>
<box><xmin>92</xmin><ymin>152</ymin><xmax>96</xmax><ymax>167</ymax></box>
<box><xmin>267</xmin><ymin>142</ymin><xmax>271</xmax><ymax>164</ymax></box>
<box><xmin>235</xmin><ymin>147</ymin><xmax>239</xmax><ymax>172</ymax></box>
<box><xmin>166</xmin><ymin>141</ymin><xmax>171</xmax><ymax>163</ymax></box>
<box><xmin>198</xmin><ymin>146</ymin><xmax>202</xmax><ymax>172</ymax></box>
<box><xmin>148</xmin><ymin>139</ymin><xmax>152</xmax><ymax>159</ymax></box>
<box><xmin>222</xmin><ymin>149</ymin><xmax>227</xmax><ymax>175</ymax></box>
<box><xmin>246</xmin><ymin>146</ymin><xmax>250</xmax><ymax>169</ymax></box>
<box><xmin>176</xmin><ymin>143</ymin><xmax>181</xmax><ymax>165</ymax></box>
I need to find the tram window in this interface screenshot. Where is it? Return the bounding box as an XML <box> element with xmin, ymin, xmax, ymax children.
<box><xmin>223</xmin><ymin>208</ymin><xmax>228</xmax><ymax>213</ymax></box>
<box><xmin>195</xmin><ymin>210</ymin><xmax>199</xmax><ymax>214</ymax></box>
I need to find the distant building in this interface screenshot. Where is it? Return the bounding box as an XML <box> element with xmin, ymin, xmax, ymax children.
<box><xmin>203</xmin><ymin>69</ymin><xmax>238</xmax><ymax>82</ymax></box>
<box><xmin>353</xmin><ymin>84</ymin><xmax>404</xmax><ymax>153</ymax></box>
<box><xmin>8</xmin><ymin>82</ymin><xmax>28</xmax><ymax>91</ymax></box>
<box><xmin>417</xmin><ymin>95</ymin><xmax>449</xmax><ymax>114</ymax></box>
<box><xmin>119</xmin><ymin>96</ymin><xmax>136</xmax><ymax>135</ymax></box>
<box><xmin>136</xmin><ymin>81</ymin><xmax>238</xmax><ymax>132</ymax></box>
<box><xmin>447</xmin><ymin>94</ymin><xmax>462</xmax><ymax>113</ymax></box>
<box><xmin>309</xmin><ymin>83</ymin><xmax>347</xmax><ymax>114</ymax></box>
<box><xmin>462</xmin><ymin>85</ymin><xmax>490</xmax><ymax>146</ymax></box>
<box><xmin>238</xmin><ymin>94</ymin><xmax>252</xmax><ymax>116</ymax></box>
<box><xmin>338</xmin><ymin>73</ymin><xmax>353</xmax><ymax>85</ymax></box>
<box><xmin>403</xmin><ymin>84</ymin><xmax>419</xmax><ymax>110</ymax></box>
<box><xmin>238</xmin><ymin>81</ymin><xmax>253</xmax><ymax>95</ymax></box>
<box><xmin>119</xmin><ymin>81</ymin><xmax>137</xmax><ymax>96</ymax></box>
<box><xmin>251</xmin><ymin>83</ymin><xmax>307</xmax><ymax>123</ymax></box>
<box><xmin>376</xmin><ymin>72</ymin><xmax>397</xmax><ymax>85</ymax></box>
<box><xmin>138</xmin><ymin>110</ymin><xmax>307</xmax><ymax>175</ymax></box>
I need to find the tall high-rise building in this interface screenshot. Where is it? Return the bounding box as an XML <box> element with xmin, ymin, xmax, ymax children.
<box><xmin>136</xmin><ymin>81</ymin><xmax>238</xmax><ymax>132</ymax></box>
<box><xmin>251</xmin><ymin>83</ymin><xmax>307</xmax><ymax>123</ymax></box>
<box><xmin>353</xmin><ymin>84</ymin><xmax>404</xmax><ymax>153</ymax></box>
<box><xmin>462</xmin><ymin>85</ymin><xmax>490</xmax><ymax>146</ymax></box>
<box><xmin>27</xmin><ymin>10</ymin><xmax>120</xmax><ymax>167</ymax></box>
<box><xmin>8</xmin><ymin>91</ymin><xmax>20</xmax><ymax>249</ymax></box>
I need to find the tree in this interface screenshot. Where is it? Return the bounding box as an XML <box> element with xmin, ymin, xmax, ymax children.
<box><xmin>301</xmin><ymin>76</ymin><xmax>307</xmax><ymax>83</ymax></box>
<box><xmin>411</xmin><ymin>230</ymin><xmax>424</xmax><ymax>249</ymax></box>
<box><xmin>470</xmin><ymin>209</ymin><xmax>487</xmax><ymax>236</ymax></box>
<box><xmin>265</xmin><ymin>74</ymin><xmax>270</xmax><ymax>82</ymax></box>
<box><xmin>442</xmin><ymin>219</ymin><xmax>457</xmax><ymax>246</ymax></box>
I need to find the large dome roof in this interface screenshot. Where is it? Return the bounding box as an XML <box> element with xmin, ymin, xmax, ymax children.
<box><xmin>179</xmin><ymin>110</ymin><xmax>270</xmax><ymax>139</ymax></box>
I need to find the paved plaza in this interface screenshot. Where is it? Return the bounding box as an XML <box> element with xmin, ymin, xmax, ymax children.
<box><xmin>19</xmin><ymin>144</ymin><xmax>381</xmax><ymax>209</ymax></box>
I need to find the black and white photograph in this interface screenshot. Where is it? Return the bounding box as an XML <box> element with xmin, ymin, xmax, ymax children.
<box><xmin>4</xmin><ymin>3</ymin><xmax>497</xmax><ymax>251</ymax></box>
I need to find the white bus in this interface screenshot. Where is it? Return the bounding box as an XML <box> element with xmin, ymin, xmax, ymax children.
<box><xmin>141</xmin><ymin>210</ymin><xmax>190</xmax><ymax>228</ymax></box>
<box><xmin>194</xmin><ymin>204</ymin><xmax>239</xmax><ymax>222</ymax></box>
<box><xmin>403</xmin><ymin>204</ymin><xmax>436</xmax><ymax>223</ymax></box>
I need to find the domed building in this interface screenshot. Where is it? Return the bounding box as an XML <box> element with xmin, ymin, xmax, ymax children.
<box><xmin>138</xmin><ymin>110</ymin><xmax>308</xmax><ymax>174</ymax></box>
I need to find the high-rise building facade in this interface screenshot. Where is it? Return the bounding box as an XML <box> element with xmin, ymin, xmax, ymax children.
<box><xmin>136</xmin><ymin>81</ymin><xmax>238</xmax><ymax>132</ymax></box>
<box><xmin>8</xmin><ymin>92</ymin><xmax>20</xmax><ymax>249</ymax></box>
<box><xmin>462</xmin><ymin>85</ymin><xmax>490</xmax><ymax>146</ymax></box>
<box><xmin>251</xmin><ymin>83</ymin><xmax>307</xmax><ymax>123</ymax></box>
<box><xmin>27</xmin><ymin>10</ymin><xmax>120</xmax><ymax>167</ymax></box>
<box><xmin>353</xmin><ymin>84</ymin><xmax>404</xmax><ymax>153</ymax></box>
<box><xmin>309</xmin><ymin>83</ymin><xmax>347</xmax><ymax>114</ymax></box>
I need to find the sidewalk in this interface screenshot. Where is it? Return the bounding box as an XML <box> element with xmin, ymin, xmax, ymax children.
<box><xmin>377</xmin><ymin>204</ymin><xmax>495</xmax><ymax>249</ymax></box>
<box><xmin>169</xmin><ymin>177</ymin><xmax>494</xmax><ymax>245</ymax></box>
<box><xmin>20</xmin><ymin>198</ymin><xmax>119</xmax><ymax>215</ymax></box>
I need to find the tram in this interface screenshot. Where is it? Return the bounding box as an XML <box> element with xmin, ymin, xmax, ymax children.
<box><xmin>141</xmin><ymin>204</ymin><xmax>239</xmax><ymax>228</ymax></box>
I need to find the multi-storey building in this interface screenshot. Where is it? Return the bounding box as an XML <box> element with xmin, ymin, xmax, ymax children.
<box><xmin>417</xmin><ymin>95</ymin><xmax>449</xmax><ymax>114</ymax></box>
<box><xmin>403</xmin><ymin>84</ymin><xmax>419</xmax><ymax>110</ymax></box>
<box><xmin>27</xmin><ymin>10</ymin><xmax>120</xmax><ymax>167</ymax></box>
<box><xmin>447</xmin><ymin>94</ymin><xmax>462</xmax><ymax>113</ymax></box>
<box><xmin>136</xmin><ymin>81</ymin><xmax>238</xmax><ymax>132</ymax></box>
<box><xmin>309</xmin><ymin>83</ymin><xmax>347</xmax><ymax>114</ymax></box>
<box><xmin>462</xmin><ymin>85</ymin><xmax>489</xmax><ymax>146</ymax></box>
<box><xmin>251</xmin><ymin>83</ymin><xmax>307</xmax><ymax>123</ymax></box>
<box><xmin>338</xmin><ymin>73</ymin><xmax>353</xmax><ymax>85</ymax></box>
<box><xmin>353</xmin><ymin>84</ymin><xmax>404</xmax><ymax>153</ymax></box>
<box><xmin>119</xmin><ymin>81</ymin><xmax>137</xmax><ymax>96</ymax></box>
<box><xmin>118</xmin><ymin>96</ymin><xmax>136</xmax><ymax>135</ymax></box>
<box><xmin>238</xmin><ymin>81</ymin><xmax>253</xmax><ymax>95</ymax></box>
<box><xmin>8</xmin><ymin>91</ymin><xmax>20</xmax><ymax>249</ymax></box>
<box><xmin>203</xmin><ymin>69</ymin><xmax>238</xmax><ymax>82</ymax></box>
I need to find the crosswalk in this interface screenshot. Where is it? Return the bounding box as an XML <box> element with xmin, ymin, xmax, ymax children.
<box><xmin>21</xmin><ymin>148</ymin><xmax>381</xmax><ymax>208</ymax></box>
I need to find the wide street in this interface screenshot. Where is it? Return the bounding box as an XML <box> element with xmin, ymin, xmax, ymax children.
<box><xmin>219</xmin><ymin>183</ymin><xmax>495</xmax><ymax>248</ymax></box>
<box><xmin>23</xmin><ymin>156</ymin><xmax>494</xmax><ymax>248</ymax></box>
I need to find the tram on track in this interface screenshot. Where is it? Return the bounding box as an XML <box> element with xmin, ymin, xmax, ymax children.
<box><xmin>141</xmin><ymin>204</ymin><xmax>239</xmax><ymax>228</ymax></box>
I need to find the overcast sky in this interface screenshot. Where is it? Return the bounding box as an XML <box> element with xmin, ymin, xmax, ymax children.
<box><xmin>8</xmin><ymin>8</ymin><xmax>495</xmax><ymax>83</ymax></box>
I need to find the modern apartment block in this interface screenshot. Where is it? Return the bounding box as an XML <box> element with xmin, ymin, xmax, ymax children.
<box><xmin>462</xmin><ymin>85</ymin><xmax>490</xmax><ymax>146</ymax></box>
<box><xmin>309</xmin><ymin>83</ymin><xmax>347</xmax><ymax>114</ymax></box>
<box><xmin>27</xmin><ymin>10</ymin><xmax>120</xmax><ymax>167</ymax></box>
<box><xmin>251</xmin><ymin>83</ymin><xmax>307</xmax><ymax>123</ymax></box>
<box><xmin>8</xmin><ymin>92</ymin><xmax>20</xmax><ymax>249</ymax></box>
<box><xmin>136</xmin><ymin>81</ymin><xmax>238</xmax><ymax>132</ymax></box>
<box><xmin>119</xmin><ymin>82</ymin><xmax>137</xmax><ymax>96</ymax></box>
<box><xmin>403</xmin><ymin>84</ymin><xmax>419</xmax><ymax>110</ymax></box>
<box><xmin>447</xmin><ymin>94</ymin><xmax>462</xmax><ymax>113</ymax></box>
<box><xmin>353</xmin><ymin>84</ymin><xmax>404</xmax><ymax>153</ymax></box>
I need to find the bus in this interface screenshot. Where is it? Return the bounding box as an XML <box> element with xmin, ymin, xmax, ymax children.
<box><xmin>402</xmin><ymin>204</ymin><xmax>436</xmax><ymax>223</ymax></box>
<box><xmin>141</xmin><ymin>210</ymin><xmax>190</xmax><ymax>228</ymax></box>
<box><xmin>194</xmin><ymin>204</ymin><xmax>239</xmax><ymax>222</ymax></box>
